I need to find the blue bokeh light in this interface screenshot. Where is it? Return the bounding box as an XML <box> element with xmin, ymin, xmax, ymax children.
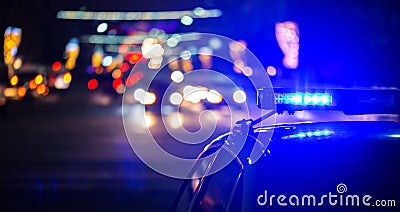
<box><xmin>290</xmin><ymin>129</ymin><xmax>333</xmax><ymax>139</ymax></box>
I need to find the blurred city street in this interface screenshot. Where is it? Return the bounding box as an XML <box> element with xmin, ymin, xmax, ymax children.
<box><xmin>1</xmin><ymin>0</ymin><xmax>400</xmax><ymax>211</ymax></box>
<box><xmin>1</xmin><ymin>84</ymin><xmax>388</xmax><ymax>211</ymax></box>
<box><xmin>0</xmin><ymin>88</ymin><xmax>185</xmax><ymax>211</ymax></box>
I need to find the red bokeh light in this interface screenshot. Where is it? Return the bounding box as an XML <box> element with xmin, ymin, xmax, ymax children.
<box><xmin>52</xmin><ymin>61</ymin><xmax>62</xmax><ymax>72</ymax></box>
<box><xmin>125</xmin><ymin>71</ymin><xmax>143</xmax><ymax>87</ymax></box>
<box><xmin>112</xmin><ymin>78</ymin><xmax>122</xmax><ymax>89</ymax></box>
<box><xmin>87</xmin><ymin>79</ymin><xmax>98</xmax><ymax>90</ymax></box>
<box><xmin>120</xmin><ymin>62</ymin><xmax>129</xmax><ymax>72</ymax></box>
<box><xmin>125</xmin><ymin>51</ymin><xmax>142</xmax><ymax>65</ymax></box>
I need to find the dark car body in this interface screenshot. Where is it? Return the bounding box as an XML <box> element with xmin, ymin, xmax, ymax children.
<box><xmin>171</xmin><ymin>120</ymin><xmax>400</xmax><ymax>211</ymax></box>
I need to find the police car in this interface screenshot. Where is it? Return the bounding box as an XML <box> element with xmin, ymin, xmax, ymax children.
<box><xmin>170</xmin><ymin>88</ymin><xmax>400</xmax><ymax>211</ymax></box>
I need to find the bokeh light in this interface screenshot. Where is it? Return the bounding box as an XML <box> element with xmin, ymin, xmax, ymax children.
<box><xmin>102</xmin><ymin>55</ymin><xmax>113</xmax><ymax>67</ymax></box>
<box><xmin>17</xmin><ymin>86</ymin><xmax>26</xmax><ymax>97</ymax></box>
<box><xmin>193</xmin><ymin>7</ymin><xmax>206</xmax><ymax>16</ymax></box>
<box><xmin>144</xmin><ymin>114</ymin><xmax>153</xmax><ymax>128</ymax></box>
<box><xmin>169</xmin><ymin>92</ymin><xmax>183</xmax><ymax>105</ymax></box>
<box><xmin>180</xmin><ymin>16</ymin><xmax>193</xmax><ymax>25</ymax></box>
<box><xmin>36</xmin><ymin>84</ymin><xmax>46</xmax><ymax>95</ymax></box>
<box><xmin>233</xmin><ymin>89</ymin><xmax>246</xmax><ymax>103</ymax></box>
<box><xmin>180</xmin><ymin>50</ymin><xmax>192</xmax><ymax>60</ymax></box>
<box><xmin>54</xmin><ymin>75</ymin><xmax>70</xmax><ymax>89</ymax></box>
<box><xmin>206</xmin><ymin>89</ymin><xmax>223</xmax><ymax>104</ymax></box>
<box><xmin>116</xmin><ymin>84</ymin><xmax>125</xmax><ymax>94</ymax></box>
<box><xmin>10</xmin><ymin>75</ymin><xmax>18</xmax><ymax>86</ymax></box>
<box><xmin>87</xmin><ymin>79</ymin><xmax>98</xmax><ymax>90</ymax></box>
<box><xmin>34</xmin><ymin>74</ymin><xmax>43</xmax><ymax>85</ymax></box>
<box><xmin>275</xmin><ymin>21</ymin><xmax>299</xmax><ymax>69</ymax></box>
<box><xmin>209</xmin><ymin>38</ymin><xmax>222</xmax><ymax>50</ymax></box>
<box><xmin>13</xmin><ymin>57</ymin><xmax>22</xmax><ymax>70</ymax></box>
<box><xmin>29</xmin><ymin>80</ymin><xmax>37</xmax><ymax>89</ymax></box>
<box><xmin>52</xmin><ymin>61</ymin><xmax>62</xmax><ymax>72</ymax></box>
<box><xmin>267</xmin><ymin>66</ymin><xmax>277</xmax><ymax>76</ymax></box>
<box><xmin>112</xmin><ymin>69</ymin><xmax>122</xmax><ymax>79</ymax></box>
<box><xmin>139</xmin><ymin>92</ymin><xmax>156</xmax><ymax>105</ymax></box>
<box><xmin>112</xmin><ymin>78</ymin><xmax>122</xmax><ymax>89</ymax></box>
<box><xmin>170</xmin><ymin>71</ymin><xmax>184</xmax><ymax>83</ymax></box>
<box><xmin>242</xmin><ymin>66</ymin><xmax>253</xmax><ymax>76</ymax></box>
<box><xmin>134</xmin><ymin>88</ymin><xmax>145</xmax><ymax>102</ymax></box>
<box><xmin>97</xmin><ymin>23</ymin><xmax>108</xmax><ymax>33</ymax></box>
<box><xmin>125</xmin><ymin>72</ymin><xmax>143</xmax><ymax>87</ymax></box>
<box><xmin>63</xmin><ymin>72</ymin><xmax>72</xmax><ymax>84</ymax></box>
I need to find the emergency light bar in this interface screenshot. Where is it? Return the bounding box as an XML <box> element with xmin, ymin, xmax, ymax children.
<box><xmin>282</xmin><ymin>129</ymin><xmax>333</xmax><ymax>139</ymax></box>
<box><xmin>275</xmin><ymin>92</ymin><xmax>332</xmax><ymax>106</ymax></box>
<box><xmin>258</xmin><ymin>87</ymin><xmax>400</xmax><ymax>115</ymax></box>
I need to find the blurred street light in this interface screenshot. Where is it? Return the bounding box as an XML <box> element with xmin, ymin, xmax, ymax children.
<box><xmin>3</xmin><ymin>27</ymin><xmax>22</xmax><ymax>78</ymax></box>
<box><xmin>64</xmin><ymin>38</ymin><xmax>80</xmax><ymax>70</ymax></box>
<box><xmin>57</xmin><ymin>8</ymin><xmax>222</xmax><ymax>21</ymax></box>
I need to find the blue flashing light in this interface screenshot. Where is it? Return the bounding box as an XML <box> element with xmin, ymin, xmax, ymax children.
<box><xmin>322</xmin><ymin>129</ymin><xmax>331</xmax><ymax>136</ymax></box>
<box><xmin>289</xmin><ymin>129</ymin><xmax>333</xmax><ymax>139</ymax></box>
<box><xmin>297</xmin><ymin>132</ymin><xmax>306</xmax><ymax>138</ymax></box>
<box><xmin>275</xmin><ymin>92</ymin><xmax>332</xmax><ymax>106</ymax></box>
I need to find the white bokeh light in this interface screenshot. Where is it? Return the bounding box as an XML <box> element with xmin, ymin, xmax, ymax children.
<box><xmin>97</xmin><ymin>23</ymin><xmax>108</xmax><ymax>33</ymax></box>
<box><xmin>180</xmin><ymin>16</ymin><xmax>193</xmax><ymax>25</ymax></box>
<box><xmin>169</xmin><ymin>92</ymin><xmax>183</xmax><ymax>105</ymax></box>
<box><xmin>233</xmin><ymin>90</ymin><xmax>247</xmax><ymax>103</ymax></box>
<box><xmin>171</xmin><ymin>71</ymin><xmax>184</xmax><ymax>83</ymax></box>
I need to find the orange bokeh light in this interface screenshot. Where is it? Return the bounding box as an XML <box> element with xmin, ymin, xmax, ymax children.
<box><xmin>127</xmin><ymin>52</ymin><xmax>142</xmax><ymax>64</ymax></box>
<box><xmin>10</xmin><ymin>75</ymin><xmax>19</xmax><ymax>86</ymax></box>
<box><xmin>17</xmin><ymin>86</ymin><xmax>27</xmax><ymax>97</ymax></box>
<box><xmin>29</xmin><ymin>80</ymin><xmax>37</xmax><ymax>89</ymax></box>
<box><xmin>112</xmin><ymin>69</ymin><xmax>122</xmax><ymax>79</ymax></box>
<box><xmin>37</xmin><ymin>84</ymin><xmax>46</xmax><ymax>94</ymax></box>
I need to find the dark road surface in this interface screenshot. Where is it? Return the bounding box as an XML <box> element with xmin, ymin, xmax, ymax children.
<box><xmin>0</xmin><ymin>93</ymin><xmax>190</xmax><ymax>211</ymax></box>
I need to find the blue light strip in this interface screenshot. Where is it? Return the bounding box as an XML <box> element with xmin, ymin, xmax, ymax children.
<box><xmin>290</xmin><ymin>129</ymin><xmax>333</xmax><ymax>139</ymax></box>
<box><xmin>275</xmin><ymin>92</ymin><xmax>332</xmax><ymax>106</ymax></box>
